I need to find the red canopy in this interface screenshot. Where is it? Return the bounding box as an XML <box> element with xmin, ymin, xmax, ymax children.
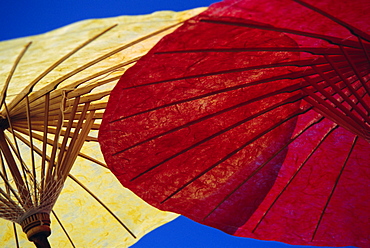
<box><xmin>99</xmin><ymin>0</ymin><xmax>370</xmax><ymax>246</ymax></box>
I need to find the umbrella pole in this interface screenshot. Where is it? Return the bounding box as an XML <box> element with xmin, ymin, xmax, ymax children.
<box><xmin>29</xmin><ymin>234</ymin><xmax>51</xmax><ymax>248</ymax></box>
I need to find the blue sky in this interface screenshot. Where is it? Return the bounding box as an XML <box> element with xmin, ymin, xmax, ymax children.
<box><xmin>0</xmin><ymin>1</ymin><xmax>349</xmax><ymax>247</ymax></box>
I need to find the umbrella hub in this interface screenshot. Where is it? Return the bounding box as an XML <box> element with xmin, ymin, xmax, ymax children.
<box><xmin>21</xmin><ymin>212</ymin><xmax>51</xmax><ymax>247</ymax></box>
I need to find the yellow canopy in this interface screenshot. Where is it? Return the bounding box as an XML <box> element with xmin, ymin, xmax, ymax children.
<box><xmin>0</xmin><ymin>7</ymin><xmax>205</xmax><ymax>247</ymax></box>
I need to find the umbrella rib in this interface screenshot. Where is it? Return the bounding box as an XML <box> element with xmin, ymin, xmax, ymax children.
<box><xmin>252</xmin><ymin>124</ymin><xmax>339</xmax><ymax>233</ymax></box>
<box><xmin>25</xmin><ymin>96</ymin><xmax>38</xmax><ymax>205</ymax></box>
<box><xmin>51</xmin><ymin>210</ymin><xmax>76</xmax><ymax>248</ymax></box>
<box><xmin>356</xmin><ymin>37</ymin><xmax>370</xmax><ymax>62</ymax></box>
<box><xmin>7</xmin><ymin>24</ymin><xmax>118</xmax><ymax>111</ymax></box>
<box><xmin>0</xmin><ymin>156</ymin><xmax>27</xmax><ymax>211</ymax></box>
<box><xmin>56</xmin><ymin>103</ymin><xmax>89</xmax><ymax>180</ymax></box>
<box><xmin>311</xmin><ymin>135</ymin><xmax>359</xmax><ymax>241</ymax></box>
<box><xmin>339</xmin><ymin>45</ymin><xmax>370</xmax><ymax>96</ymax></box>
<box><xmin>253</xmin><ymin>87</ymin><xmax>366</xmax><ymax>233</ymax></box>
<box><xmin>324</xmin><ymin>55</ymin><xmax>370</xmax><ymax>113</ymax></box>
<box><xmin>0</xmin><ymin>42</ymin><xmax>32</xmax><ymax>109</ymax></box>
<box><xmin>118</xmin><ymin>56</ymin><xmax>365</xmax><ymax>93</ymax></box>
<box><xmin>311</xmin><ymin>63</ymin><xmax>370</xmax><ymax>123</ymax></box>
<box><xmin>18</xmin><ymin>59</ymin><xmax>135</xmax><ymax>116</ymax></box>
<box><xmin>3</xmin><ymin>102</ymin><xmax>33</xmax><ymax>193</ymax></box>
<box><xmin>155</xmin><ymin>47</ymin><xmax>365</xmax><ymax>56</ymax></box>
<box><xmin>200</xmin><ymin>18</ymin><xmax>362</xmax><ymax>49</ymax></box>
<box><xmin>0</xmin><ymin>187</ymin><xmax>25</xmax><ymax>214</ymax></box>
<box><xmin>202</xmin><ymin>113</ymin><xmax>324</xmax><ymax>221</ymax></box>
<box><xmin>9</xmin><ymin>57</ymin><xmax>136</xmax><ymax>117</ymax></box>
<box><xmin>112</xmin><ymin>57</ymin><xmax>361</xmax><ymax>125</ymax></box>
<box><xmin>116</xmin><ymin>64</ymin><xmax>361</xmax><ymax>158</ymax></box>
<box><xmin>0</xmin><ymin>191</ymin><xmax>24</xmax><ymax>219</ymax></box>
<box><xmin>114</xmin><ymin>84</ymin><xmax>306</xmax><ymax>156</ymax></box>
<box><xmin>292</xmin><ymin>0</ymin><xmax>370</xmax><ymax>42</ymax></box>
<box><xmin>160</xmin><ymin>105</ymin><xmax>311</xmax><ymax>204</ymax></box>
<box><xmin>41</xmin><ymin>93</ymin><xmax>50</xmax><ymax>193</ymax></box>
<box><xmin>307</xmin><ymin>70</ymin><xmax>370</xmax><ymax>128</ymax></box>
<box><xmin>159</xmin><ymin>70</ymin><xmax>365</xmax><ymax>207</ymax></box>
<box><xmin>67</xmin><ymin>173</ymin><xmax>137</xmax><ymax>239</ymax></box>
<box><xmin>129</xmin><ymin>94</ymin><xmax>304</xmax><ymax>182</ymax></box>
<box><xmin>56</xmin><ymin>96</ymin><xmax>81</xmax><ymax>168</ymax></box>
<box><xmin>307</xmin><ymin>75</ymin><xmax>369</xmax><ymax>128</ymax></box>
<box><xmin>302</xmin><ymin>79</ymin><xmax>367</xmax><ymax>136</ymax></box>
<box><xmin>59</xmin><ymin>110</ymin><xmax>96</xmax><ymax>183</ymax></box>
<box><xmin>12</xmin><ymin>125</ymin><xmax>106</xmax><ymax>168</ymax></box>
<box><xmin>45</xmin><ymin>103</ymin><xmax>64</xmax><ymax>185</ymax></box>
<box><xmin>13</xmin><ymin>20</ymin><xmax>183</xmax><ymax>111</ymax></box>
<box><xmin>0</xmin><ymin>130</ymin><xmax>32</xmax><ymax>208</ymax></box>
<box><xmin>302</xmin><ymin>76</ymin><xmax>369</xmax><ymax>136</ymax></box>
<box><xmin>12</xmin><ymin>222</ymin><xmax>20</xmax><ymax>248</ymax></box>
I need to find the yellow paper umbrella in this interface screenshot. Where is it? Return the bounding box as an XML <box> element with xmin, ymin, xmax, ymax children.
<box><xmin>0</xmin><ymin>7</ymin><xmax>206</xmax><ymax>248</ymax></box>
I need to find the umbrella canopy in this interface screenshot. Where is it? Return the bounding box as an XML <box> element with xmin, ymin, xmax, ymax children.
<box><xmin>0</xmin><ymin>8</ymin><xmax>206</xmax><ymax>248</ymax></box>
<box><xmin>99</xmin><ymin>0</ymin><xmax>370</xmax><ymax>247</ymax></box>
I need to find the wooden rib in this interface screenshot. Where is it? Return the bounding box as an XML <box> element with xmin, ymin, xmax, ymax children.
<box><xmin>12</xmin><ymin>60</ymin><xmax>131</xmax><ymax>117</ymax></box>
<box><xmin>130</xmin><ymin>94</ymin><xmax>304</xmax><ymax>182</ymax></box>
<box><xmin>293</xmin><ymin>0</ymin><xmax>370</xmax><ymax>42</ymax></box>
<box><xmin>112</xmin><ymin>61</ymin><xmax>361</xmax><ymax>124</ymax></box>
<box><xmin>13</xmin><ymin>124</ymin><xmax>98</xmax><ymax>146</ymax></box>
<box><xmin>200</xmin><ymin>18</ymin><xmax>363</xmax><ymax>49</ymax></box>
<box><xmin>116</xmin><ymin>65</ymin><xmax>360</xmax><ymax>158</ymax></box>
<box><xmin>25</xmin><ymin>96</ymin><xmax>37</xmax><ymax>205</ymax></box>
<box><xmin>0</xmin><ymin>184</ymin><xmax>25</xmax><ymax>213</ymax></box>
<box><xmin>41</xmin><ymin>93</ymin><xmax>50</xmax><ymax>193</ymax></box>
<box><xmin>7</xmin><ymin>24</ymin><xmax>118</xmax><ymax>111</ymax></box>
<box><xmin>340</xmin><ymin>45</ymin><xmax>370</xmax><ymax>96</ymax></box>
<box><xmin>12</xmin><ymin>128</ymin><xmax>107</xmax><ymax>176</ymax></box>
<box><xmin>252</xmin><ymin>125</ymin><xmax>338</xmax><ymax>233</ymax></box>
<box><xmin>16</xmin><ymin>66</ymin><xmax>123</xmax><ymax>116</ymax></box>
<box><xmin>45</xmin><ymin>105</ymin><xmax>64</xmax><ymax>186</ymax></box>
<box><xmin>325</xmin><ymin>55</ymin><xmax>370</xmax><ymax>113</ymax></box>
<box><xmin>311</xmin><ymin>136</ymin><xmax>358</xmax><ymax>241</ymax></box>
<box><xmin>32</xmin><ymin>90</ymin><xmax>110</xmax><ymax>116</ymax></box>
<box><xmin>77</xmin><ymin>152</ymin><xmax>107</xmax><ymax>169</ymax></box>
<box><xmin>60</xmin><ymin>111</ymin><xmax>95</xmax><ymax>183</ymax></box>
<box><xmin>0</xmin><ymin>130</ymin><xmax>31</xmax><ymax>208</ymax></box>
<box><xmin>68</xmin><ymin>174</ymin><xmax>136</xmax><ymax>239</ymax></box>
<box><xmin>203</xmin><ymin>113</ymin><xmax>323</xmax><ymax>221</ymax></box>
<box><xmin>357</xmin><ymin>37</ymin><xmax>370</xmax><ymax>62</ymax></box>
<box><xmin>0</xmin><ymin>155</ymin><xmax>27</xmax><ymax>211</ymax></box>
<box><xmin>160</xmin><ymin>105</ymin><xmax>310</xmax><ymax>203</ymax></box>
<box><xmin>312</xmin><ymin>64</ymin><xmax>370</xmax><ymax>123</ymax></box>
<box><xmin>51</xmin><ymin>210</ymin><xmax>76</xmax><ymax>248</ymax></box>
<box><xmin>253</xmin><ymin>87</ymin><xmax>366</xmax><ymax>232</ymax></box>
<box><xmin>155</xmin><ymin>47</ymin><xmax>365</xmax><ymax>56</ymax></box>
<box><xmin>301</xmin><ymin>86</ymin><xmax>367</xmax><ymax>137</ymax></box>
<box><xmin>56</xmin><ymin>96</ymin><xmax>80</xmax><ymax>168</ymax></box>
<box><xmin>0</xmin><ymin>42</ymin><xmax>32</xmax><ymax>109</ymax></box>
<box><xmin>56</xmin><ymin>102</ymin><xmax>90</xmax><ymax>181</ymax></box>
<box><xmin>0</xmin><ymin>188</ymin><xmax>23</xmax><ymax>214</ymax></box>
<box><xmin>303</xmin><ymin>76</ymin><xmax>368</xmax><ymax>129</ymax></box>
<box><xmin>12</xmin><ymin>20</ymin><xmax>183</xmax><ymax>113</ymax></box>
<box><xmin>3</xmin><ymin>102</ymin><xmax>32</xmax><ymax>193</ymax></box>
<box><xmin>118</xmin><ymin>55</ymin><xmax>364</xmax><ymax>93</ymax></box>
<box><xmin>160</xmin><ymin>69</ymin><xmax>363</xmax><ymax>205</ymax></box>
<box><xmin>13</xmin><ymin>223</ymin><xmax>20</xmax><ymax>248</ymax></box>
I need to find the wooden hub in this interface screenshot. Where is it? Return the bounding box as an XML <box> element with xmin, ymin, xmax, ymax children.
<box><xmin>21</xmin><ymin>213</ymin><xmax>51</xmax><ymax>241</ymax></box>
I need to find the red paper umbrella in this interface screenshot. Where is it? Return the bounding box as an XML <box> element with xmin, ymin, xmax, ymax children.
<box><xmin>99</xmin><ymin>0</ymin><xmax>370</xmax><ymax>247</ymax></box>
